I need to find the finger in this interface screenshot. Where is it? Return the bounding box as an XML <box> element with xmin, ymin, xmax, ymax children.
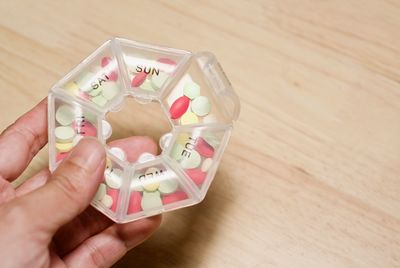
<box><xmin>63</xmin><ymin>216</ymin><xmax>162</xmax><ymax>268</ymax></box>
<box><xmin>0</xmin><ymin>98</ymin><xmax>48</xmax><ymax>181</ymax></box>
<box><xmin>108</xmin><ymin>136</ymin><xmax>158</xmax><ymax>162</ymax></box>
<box><xmin>15</xmin><ymin>169</ymin><xmax>50</xmax><ymax>197</ymax></box>
<box><xmin>16</xmin><ymin>138</ymin><xmax>105</xmax><ymax>237</ymax></box>
<box><xmin>53</xmin><ymin>136</ymin><xmax>158</xmax><ymax>256</ymax></box>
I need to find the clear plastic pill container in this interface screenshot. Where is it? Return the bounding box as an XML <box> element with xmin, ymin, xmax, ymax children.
<box><xmin>48</xmin><ymin>38</ymin><xmax>240</xmax><ymax>223</ymax></box>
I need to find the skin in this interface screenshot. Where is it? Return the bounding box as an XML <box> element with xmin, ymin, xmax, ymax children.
<box><xmin>0</xmin><ymin>98</ymin><xmax>161</xmax><ymax>267</ymax></box>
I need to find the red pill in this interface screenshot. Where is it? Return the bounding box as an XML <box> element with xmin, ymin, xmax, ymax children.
<box><xmin>185</xmin><ymin>168</ymin><xmax>206</xmax><ymax>186</ymax></box>
<box><xmin>101</xmin><ymin>56</ymin><xmax>112</xmax><ymax>67</ymax></box>
<box><xmin>128</xmin><ymin>191</ymin><xmax>142</xmax><ymax>214</ymax></box>
<box><xmin>195</xmin><ymin>137</ymin><xmax>215</xmax><ymax>158</ymax></box>
<box><xmin>157</xmin><ymin>58</ymin><xmax>176</xmax><ymax>66</ymax></box>
<box><xmin>169</xmin><ymin>96</ymin><xmax>190</xmax><ymax>119</ymax></box>
<box><xmin>131</xmin><ymin>72</ymin><xmax>147</xmax><ymax>87</ymax></box>
<box><xmin>101</xmin><ymin>56</ymin><xmax>118</xmax><ymax>81</ymax></box>
<box><xmin>107</xmin><ymin>188</ymin><xmax>119</xmax><ymax>212</ymax></box>
<box><xmin>162</xmin><ymin>191</ymin><xmax>188</xmax><ymax>205</ymax></box>
<box><xmin>72</xmin><ymin>120</ymin><xmax>97</xmax><ymax>137</ymax></box>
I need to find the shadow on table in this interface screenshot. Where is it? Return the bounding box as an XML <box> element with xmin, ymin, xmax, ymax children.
<box><xmin>114</xmin><ymin>169</ymin><xmax>233</xmax><ymax>268</ymax></box>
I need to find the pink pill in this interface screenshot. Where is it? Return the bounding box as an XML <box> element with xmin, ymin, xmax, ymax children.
<box><xmin>128</xmin><ymin>191</ymin><xmax>142</xmax><ymax>214</ymax></box>
<box><xmin>101</xmin><ymin>56</ymin><xmax>118</xmax><ymax>81</ymax></box>
<box><xmin>157</xmin><ymin>58</ymin><xmax>176</xmax><ymax>66</ymax></box>
<box><xmin>56</xmin><ymin>152</ymin><xmax>69</xmax><ymax>162</ymax></box>
<box><xmin>101</xmin><ymin>56</ymin><xmax>112</xmax><ymax>67</ymax></box>
<box><xmin>162</xmin><ymin>191</ymin><xmax>188</xmax><ymax>205</ymax></box>
<box><xmin>107</xmin><ymin>188</ymin><xmax>119</xmax><ymax>212</ymax></box>
<box><xmin>195</xmin><ymin>137</ymin><xmax>215</xmax><ymax>158</ymax></box>
<box><xmin>78</xmin><ymin>92</ymin><xmax>90</xmax><ymax>101</ymax></box>
<box><xmin>131</xmin><ymin>72</ymin><xmax>147</xmax><ymax>87</ymax></box>
<box><xmin>72</xmin><ymin>120</ymin><xmax>97</xmax><ymax>137</ymax></box>
<box><xmin>169</xmin><ymin>96</ymin><xmax>190</xmax><ymax>119</ymax></box>
<box><xmin>185</xmin><ymin>168</ymin><xmax>206</xmax><ymax>186</ymax></box>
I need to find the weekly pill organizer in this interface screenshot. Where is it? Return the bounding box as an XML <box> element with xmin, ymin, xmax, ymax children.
<box><xmin>48</xmin><ymin>38</ymin><xmax>240</xmax><ymax>223</ymax></box>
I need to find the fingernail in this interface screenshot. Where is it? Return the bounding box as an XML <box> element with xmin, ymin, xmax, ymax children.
<box><xmin>68</xmin><ymin>137</ymin><xmax>105</xmax><ymax>171</ymax></box>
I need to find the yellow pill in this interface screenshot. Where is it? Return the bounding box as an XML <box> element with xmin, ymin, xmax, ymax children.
<box><xmin>64</xmin><ymin>81</ymin><xmax>79</xmax><ymax>95</ymax></box>
<box><xmin>176</xmin><ymin>133</ymin><xmax>190</xmax><ymax>146</ymax></box>
<box><xmin>180</xmin><ymin>112</ymin><xmax>199</xmax><ymax>125</ymax></box>
<box><xmin>142</xmin><ymin>167</ymin><xmax>161</xmax><ymax>192</ymax></box>
<box><xmin>56</xmin><ymin>142</ymin><xmax>73</xmax><ymax>152</ymax></box>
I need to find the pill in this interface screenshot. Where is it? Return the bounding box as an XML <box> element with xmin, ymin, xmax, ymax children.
<box><xmin>101</xmin><ymin>194</ymin><xmax>113</xmax><ymax>208</ymax></box>
<box><xmin>180</xmin><ymin>150</ymin><xmax>201</xmax><ymax>169</ymax></box>
<box><xmin>137</xmin><ymin>152</ymin><xmax>156</xmax><ymax>163</ymax></box>
<box><xmin>183</xmin><ymin>82</ymin><xmax>200</xmax><ymax>99</ymax></box>
<box><xmin>130</xmin><ymin>178</ymin><xmax>144</xmax><ymax>191</ymax></box>
<box><xmin>88</xmin><ymin>87</ymin><xmax>102</xmax><ymax>97</ymax></box>
<box><xmin>72</xmin><ymin>120</ymin><xmax>97</xmax><ymax>137</ymax></box>
<box><xmin>102</xmin><ymin>120</ymin><xmax>112</xmax><ymax>139</ymax></box>
<box><xmin>56</xmin><ymin>142</ymin><xmax>73</xmax><ymax>152</ymax></box>
<box><xmin>151</xmin><ymin>72</ymin><xmax>169</xmax><ymax>90</ymax></box>
<box><xmin>141</xmin><ymin>191</ymin><xmax>162</xmax><ymax>210</ymax></box>
<box><xmin>65</xmin><ymin>81</ymin><xmax>79</xmax><ymax>95</ymax></box>
<box><xmin>76</xmin><ymin>72</ymin><xmax>95</xmax><ymax>92</ymax></box>
<box><xmin>106</xmin><ymin>188</ymin><xmax>119</xmax><ymax>211</ymax></box>
<box><xmin>203</xmin><ymin>134</ymin><xmax>221</xmax><ymax>148</ymax></box>
<box><xmin>201</xmin><ymin>158</ymin><xmax>213</xmax><ymax>172</ymax></box>
<box><xmin>109</xmin><ymin>147</ymin><xmax>126</xmax><ymax>161</ymax></box>
<box><xmin>195</xmin><ymin>137</ymin><xmax>215</xmax><ymax>158</ymax></box>
<box><xmin>191</xmin><ymin>96</ymin><xmax>211</xmax><ymax>117</ymax></box>
<box><xmin>93</xmin><ymin>183</ymin><xmax>106</xmax><ymax>201</ymax></box>
<box><xmin>158</xmin><ymin>179</ymin><xmax>179</xmax><ymax>194</ymax></box>
<box><xmin>202</xmin><ymin>114</ymin><xmax>218</xmax><ymax>124</ymax></box>
<box><xmin>162</xmin><ymin>191</ymin><xmax>188</xmax><ymax>205</ymax></box>
<box><xmin>101</xmin><ymin>81</ymin><xmax>119</xmax><ymax>100</ymax></box>
<box><xmin>78</xmin><ymin>92</ymin><xmax>91</xmax><ymax>101</ymax></box>
<box><xmin>169</xmin><ymin>96</ymin><xmax>190</xmax><ymax>119</ymax></box>
<box><xmin>142</xmin><ymin>167</ymin><xmax>161</xmax><ymax>192</ymax></box>
<box><xmin>131</xmin><ymin>72</ymin><xmax>147</xmax><ymax>87</ymax></box>
<box><xmin>171</xmin><ymin>143</ymin><xmax>184</xmax><ymax>161</ymax></box>
<box><xmin>140</xmin><ymin>79</ymin><xmax>155</xmax><ymax>91</ymax></box>
<box><xmin>55</xmin><ymin>126</ymin><xmax>76</xmax><ymax>143</ymax></box>
<box><xmin>91</xmin><ymin>95</ymin><xmax>108</xmax><ymax>107</ymax></box>
<box><xmin>157</xmin><ymin>58</ymin><xmax>176</xmax><ymax>73</ymax></box>
<box><xmin>56</xmin><ymin>105</ymin><xmax>75</xmax><ymax>126</ymax></box>
<box><xmin>101</xmin><ymin>56</ymin><xmax>118</xmax><ymax>81</ymax></box>
<box><xmin>185</xmin><ymin>168</ymin><xmax>206</xmax><ymax>186</ymax></box>
<box><xmin>180</xmin><ymin>112</ymin><xmax>199</xmax><ymax>125</ymax></box>
<box><xmin>105</xmin><ymin>168</ymin><xmax>123</xmax><ymax>189</ymax></box>
<box><xmin>56</xmin><ymin>152</ymin><xmax>69</xmax><ymax>162</ymax></box>
<box><xmin>176</xmin><ymin>133</ymin><xmax>190</xmax><ymax>146</ymax></box>
<box><xmin>128</xmin><ymin>191</ymin><xmax>142</xmax><ymax>214</ymax></box>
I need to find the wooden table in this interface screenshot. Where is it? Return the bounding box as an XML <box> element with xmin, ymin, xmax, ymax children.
<box><xmin>0</xmin><ymin>1</ymin><xmax>399</xmax><ymax>267</ymax></box>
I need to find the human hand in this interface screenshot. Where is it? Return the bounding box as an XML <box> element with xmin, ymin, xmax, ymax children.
<box><xmin>0</xmin><ymin>99</ymin><xmax>161</xmax><ymax>267</ymax></box>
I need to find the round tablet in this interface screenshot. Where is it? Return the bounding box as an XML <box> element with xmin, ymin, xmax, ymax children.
<box><xmin>91</xmin><ymin>95</ymin><xmax>108</xmax><ymax>107</ymax></box>
<box><xmin>56</xmin><ymin>105</ymin><xmax>75</xmax><ymax>126</ymax></box>
<box><xmin>109</xmin><ymin>147</ymin><xmax>126</xmax><ymax>161</ymax></box>
<box><xmin>105</xmin><ymin>168</ymin><xmax>123</xmax><ymax>189</ymax></box>
<box><xmin>101</xmin><ymin>194</ymin><xmax>113</xmax><ymax>208</ymax></box>
<box><xmin>183</xmin><ymin>82</ymin><xmax>200</xmax><ymax>99</ymax></box>
<box><xmin>102</xmin><ymin>120</ymin><xmax>112</xmax><ymax>139</ymax></box>
<box><xmin>141</xmin><ymin>191</ymin><xmax>162</xmax><ymax>211</ymax></box>
<box><xmin>180</xmin><ymin>150</ymin><xmax>201</xmax><ymax>169</ymax></box>
<box><xmin>180</xmin><ymin>112</ymin><xmax>199</xmax><ymax>125</ymax></box>
<box><xmin>191</xmin><ymin>96</ymin><xmax>211</xmax><ymax>116</ymax></box>
<box><xmin>55</xmin><ymin>126</ymin><xmax>76</xmax><ymax>143</ymax></box>
<box><xmin>201</xmin><ymin>158</ymin><xmax>213</xmax><ymax>172</ymax></box>
<box><xmin>151</xmin><ymin>72</ymin><xmax>169</xmax><ymax>90</ymax></box>
<box><xmin>158</xmin><ymin>179</ymin><xmax>179</xmax><ymax>194</ymax></box>
<box><xmin>65</xmin><ymin>81</ymin><xmax>79</xmax><ymax>95</ymax></box>
<box><xmin>56</xmin><ymin>142</ymin><xmax>73</xmax><ymax>152</ymax></box>
<box><xmin>93</xmin><ymin>183</ymin><xmax>106</xmax><ymax>201</ymax></box>
<box><xmin>101</xmin><ymin>81</ymin><xmax>119</xmax><ymax>100</ymax></box>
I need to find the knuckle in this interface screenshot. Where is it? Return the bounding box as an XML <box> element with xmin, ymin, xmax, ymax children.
<box><xmin>52</xmin><ymin>173</ymin><xmax>82</xmax><ymax>204</ymax></box>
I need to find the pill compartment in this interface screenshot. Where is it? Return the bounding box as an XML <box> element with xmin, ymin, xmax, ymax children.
<box><xmin>48</xmin><ymin>93</ymin><xmax>102</xmax><ymax>171</ymax></box>
<box><xmin>48</xmin><ymin>38</ymin><xmax>240</xmax><ymax>223</ymax></box>
<box><xmin>161</xmin><ymin>52</ymin><xmax>240</xmax><ymax>127</ymax></box>
<box><xmin>117</xmin><ymin>38</ymin><xmax>191</xmax><ymax>100</ymax></box>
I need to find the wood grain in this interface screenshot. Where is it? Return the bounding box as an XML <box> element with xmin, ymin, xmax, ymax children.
<box><xmin>0</xmin><ymin>0</ymin><xmax>399</xmax><ymax>267</ymax></box>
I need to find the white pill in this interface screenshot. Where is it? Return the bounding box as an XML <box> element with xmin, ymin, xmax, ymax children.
<box><xmin>93</xmin><ymin>183</ymin><xmax>106</xmax><ymax>201</ymax></box>
<box><xmin>109</xmin><ymin>147</ymin><xmax>126</xmax><ymax>161</ymax></box>
<box><xmin>201</xmin><ymin>158</ymin><xmax>213</xmax><ymax>172</ymax></box>
<box><xmin>105</xmin><ymin>168</ymin><xmax>123</xmax><ymax>189</ymax></box>
<box><xmin>158</xmin><ymin>179</ymin><xmax>179</xmax><ymax>194</ymax></box>
<box><xmin>141</xmin><ymin>191</ymin><xmax>162</xmax><ymax>210</ymax></box>
<box><xmin>130</xmin><ymin>178</ymin><xmax>144</xmax><ymax>191</ymax></box>
<box><xmin>56</xmin><ymin>105</ymin><xmax>75</xmax><ymax>126</ymax></box>
<box><xmin>101</xmin><ymin>194</ymin><xmax>113</xmax><ymax>208</ymax></box>
<box><xmin>140</xmin><ymin>79</ymin><xmax>155</xmax><ymax>91</ymax></box>
<box><xmin>102</xmin><ymin>120</ymin><xmax>112</xmax><ymax>139</ymax></box>
<box><xmin>137</xmin><ymin>152</ymin><xmax>156</xmax><ymax>163</ymax></box>
<box><xmin>180</xmin><ymin>150</ymin><xmax>201</xmax><ymax>169</ymax></box>
<box><xmin>101</xmin><ymin>81</ymin><xmax>119</xmax><ymax>100</ymax></box>
<box><xmin>191</xmin><ymin>96</ymin><xmax>211</xmax><ymax>117</ymax></box>
<box><xmin>76</xmin><ymin>72</ymin><xmax>95</xmax><ymax>92</ymax></box>
<box><xmin>55</xmin><ymin>126</ymin><xmax>76</xmax><ymax>143</ymax></box>
<box><xmin>151</xmin><ymin>72</ymin><xmax>169</xmax><ymax>90</ymax></box>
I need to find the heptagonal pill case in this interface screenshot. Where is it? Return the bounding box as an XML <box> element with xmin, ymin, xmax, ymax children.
<box><xmin>48</xmin><ymin>37</ymin><xmax>240</xmax><ymax>223</ymax></box>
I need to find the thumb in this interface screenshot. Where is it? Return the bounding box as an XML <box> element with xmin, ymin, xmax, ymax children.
<box><xmin>19</xmin><ymin>138</ymin><xmax>106</xmax><ymax>235</ymax></box>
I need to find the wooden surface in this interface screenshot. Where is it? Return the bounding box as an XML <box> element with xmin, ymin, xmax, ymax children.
<box><xmin>0</xmin><ymin>1</ymin><xmax>399</xmax><ymax>267</ymax></box>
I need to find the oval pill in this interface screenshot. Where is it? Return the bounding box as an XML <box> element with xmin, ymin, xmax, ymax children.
<box><xmin>169</xmin><ymin>96</ymin><xmax>190</xmax><ymax>119</ymax></box>
<box><xmin>183</xmin><ymin>82</ymin><xmax>200</xmax><ymax>99</ymax></box>
<box><xmin>180</xmin><ymin>150</ymin><xmax>201</xmax><ymax>169</ymax></box>
<box><xmin>56</xmin><ymin>105</ymin><xmax>76</xmax><ymax>126</ymax></box>
<box><xmin>55</xmin><ymin>126</ymin><xmax>76</xmax><ymax>143</ymax></box>
<box><xmin>131</xmin><ymin>72</ymin><xmax>147</xmax><ymax>87</ymax></box>
<box><xmin>162</xmin><ymin>191</ymin><xmax>188</xmax><ymax>205</ymax></box>
<box><xmin>201</xmin><ymin>158</ymin><xmax>213</xmax><ymax>172</ymax></box>
<box><xmin>185</xmin><ymin>168</ymin><xmax>206</xmax><ymax>186</ymax></box>
<box><xmin>195</xmin><ymin>137</ymin><xmax>215</xmax><ymax>158</ymax></box>
<box><xmin>105</xmin><ymin>168</ymin><xmax>123</xmax><ymax>189</ymax></box>
<box><xmin>180</xmin><ymin>112</ymin><xmax>199</xmax><ymax>125</ymax></box>
<box><xmin>158</xmin><ymin>179</ymin><xmax>179</xmax><ymax>194</ymax></box>
<box><xmin>191</xmin><ymin>96</ymin><xmax>211</xmax><ymax>116</ymax></box>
